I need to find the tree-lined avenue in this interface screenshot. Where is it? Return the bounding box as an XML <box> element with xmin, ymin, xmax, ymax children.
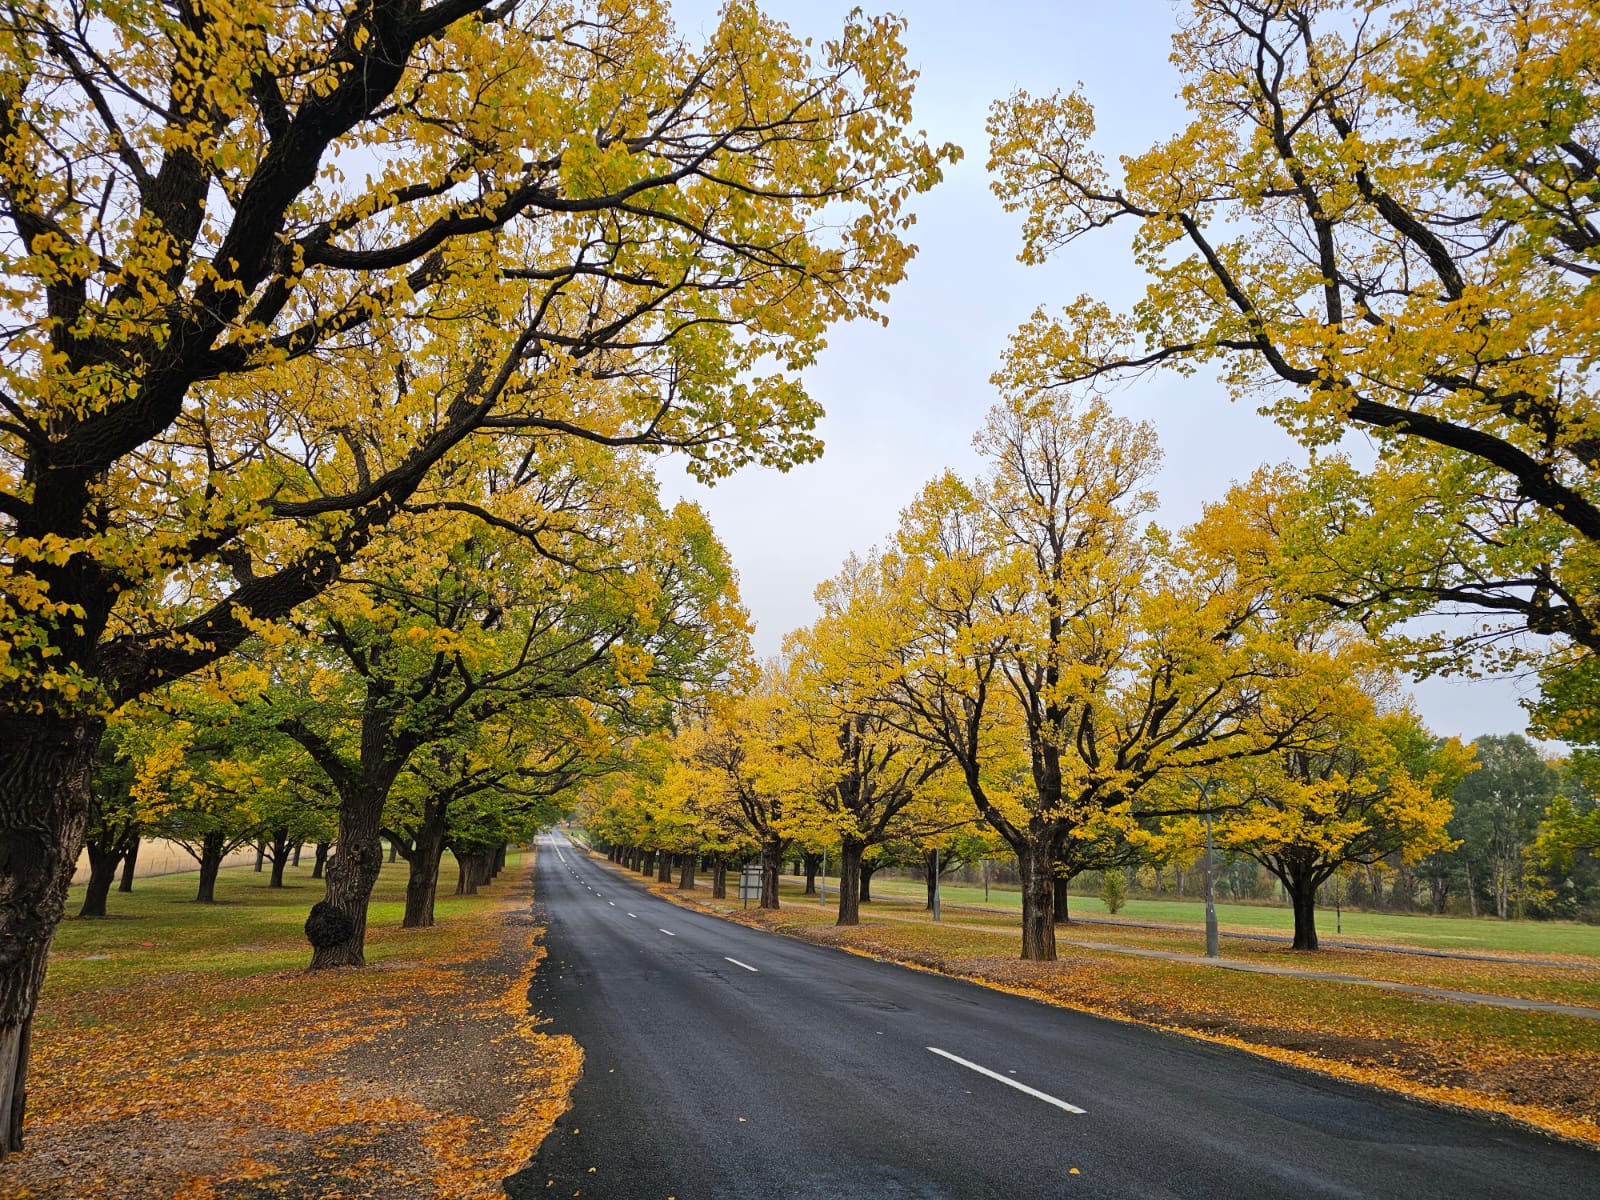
<box><xmin>515</xmin><ymin>835</ymin><xmax>1596</xmax><ymax>1199</ymax></box>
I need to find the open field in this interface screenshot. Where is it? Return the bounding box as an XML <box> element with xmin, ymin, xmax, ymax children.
<box><xmin>610</xmin><ymin>855</ymin><xmax>1600</xmax><ymax>1146</ymax></box>
<box><xmin>6</xmin><ymin>852</ymin><xmax>578</xmax><ymax>1200</ymax></box>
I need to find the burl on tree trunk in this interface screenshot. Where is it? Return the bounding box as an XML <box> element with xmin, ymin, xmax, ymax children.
<box><xmin>309</xmin><ymin>825</ymin><xmax>383</xmax><ymax>969</ymax></box>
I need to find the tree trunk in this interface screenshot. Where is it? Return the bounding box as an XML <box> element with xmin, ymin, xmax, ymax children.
<box><xmin>677</xmin><ymin>853</ymin><xmax>696</xmax><ymax>890</ymax></box>
<box><xmin>803</xmin><ymin>852</ymin><xmax>820</xmax><ymax>895</ymax></box>
<box><xmin>924</xmin><ymin>850</ymin><xmax>939</xmax><ymax>910</ymax></box>
<box><xmin>292</xmin><ymin>843</ymin><xmax>301</xmax><ymax>867</ymax></box>
<box><xmin>309</xmin><ymin>789</ymin><xmax>385</xmax><ymax>969</ymax></box>
<box><xmin>267</xmin><ymin>827</ymin><xmax>291</xmax><ymax>888</ymax></box>
<box><xmin>859</xmin><ymin>860</ymin><xmax>876</xmax><ymax>903</ymax></box>
<box><xmin>78</xmin><ymin>839</ymin><xmax>123</xmax><ymax>919</ymax></box>
<box><xmin>403</xmin><ymin>832</ymin><xmax>447</xmax><ymax>928</ymax></box>
<box><xmin>196</xmin><ymin>832</ymin><xmax>225</xmax><ymax>903</ymax></box>
<box><xmin>640</xmin><ymin>849</ymin><xmax>655</xmax><ymax>876</ymax></box>
<box><xmin>1464</xmin><ymin>861</ymin><xmax>1479</xmax><ymax>918</ymax></box>
<box><xmin>1052</xmin><ymin>875</ymin><xmax>1070</xmax><ymax>924</ymax></box>
<box><xmin>254</xmin><ymin>841</ymin><xmax>266</xmax><ymax>872</ymax></box>
<box><xmin>493</xmin><ymin>843</ymin><xmax>507</xmax><ymax>875</ymax></box>
<box><xmin>1017</xmin><ymin>839</ymin><xmax>1057</xmax><ymax>961</ymax></box>
<box><xmin>711</xmin><ymin>855</ymin><xmax>727</xmax><ymax>900</ymax></box>
<box><xmin>836</xmin><ymin>838</ymin><xmax>865</xmax><ymax>926</ymax></box>
<box><xmin>388</xmin><ymin>840</ymin><xmax>398</xmax><ymax>864</ymax></box>
<box><xmin>759</xmin><ymin>837</ymin><xmax>783</xmax><ymax>909</ymax></box>
<box><xmin>1289</xmin><ymin>875</ymin><xmax>1320</xmax><ymax>951</ymax></box>
<box><xmin>657</xmin><ymin>851</ymin><xmax>673</xmax><ymax>883</ymax></box>
<box><xmin>118</xmin><ymin>839</ymin><xmax>140</xmax><ymax>892</ymax></box>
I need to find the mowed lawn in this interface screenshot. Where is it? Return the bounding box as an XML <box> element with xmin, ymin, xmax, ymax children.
<box><xmin>47</xmin><ymin>854</ymin><xmax>514</xmax><ymax>996</ymax></box>
<box><xmin>850</xmin><ymin>876</ymin><xmax>1600</xmax><ymax>959</ymax></box>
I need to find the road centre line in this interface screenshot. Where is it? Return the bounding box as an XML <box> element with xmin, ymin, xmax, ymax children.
<box><xmin>724</xmin><ymin>957</ymin><xmax>758</xmax><ymax>972</ymax></box>
<box><xmin>926</xmin><ymin>1047</ymin><xmax>1086</xmax><ymax>1114</ymax></box>
<box><xmin>660</xmin><ymin>928</ymin><xmax>676</xmax><ymax>936</ymax></box>
<box><xmin>628</xmin><ymin>913</ymin><xmax>637</xmax><ymax>919</ymax></box>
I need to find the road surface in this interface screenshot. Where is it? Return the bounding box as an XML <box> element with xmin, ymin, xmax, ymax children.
<box><xmin>509</xmin><ymin>834</ymin><xmax>1597</xmax><ymax>1199</ymax></box>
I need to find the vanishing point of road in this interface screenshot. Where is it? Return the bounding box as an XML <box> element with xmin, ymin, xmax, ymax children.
<box><xmin>508</xmin><ymin>834</ymin><xmax>1597</xmax><ymax>1199</ymax></box>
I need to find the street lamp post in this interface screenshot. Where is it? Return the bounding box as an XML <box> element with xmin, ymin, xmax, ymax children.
<box><xmin>1203</xmin><ymin>795</ymin><xmax>1220</xmax><ymax>959</ymax></box>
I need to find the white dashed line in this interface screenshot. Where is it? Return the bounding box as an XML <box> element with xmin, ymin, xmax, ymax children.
<box><xmin>724</xmin><ymin>957</ymin><xmax>758</xmax><ymax>972</ymax></box>
<box><xmin>609</xmin><ymin>902</ymin><xmax>615</xmax><ymax>907</ymax></box>
<box><xmin>926</xmin><ymin>1047</ymin><xmax>1085</xmax><ymax>1114</ymax></box>
<box><xmin>628</xmin><ymin>913</ymin><xmax>637</xmax><ymax>919</ymax></box>
<box><xmin>659</xmin><ymin>928</ymin><xmax>676</xmax><ymax>937</ymax></box>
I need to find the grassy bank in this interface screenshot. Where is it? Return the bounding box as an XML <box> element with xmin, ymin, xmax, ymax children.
<box><xmin>7</xmin><ymin>853</ymin><xmax>579</xmax><ymax>1200</ymax></box>
<box><xmin>844</xmin><ymin>876</ymin><xmax>1600</xmax><ymax>958</ymax></box>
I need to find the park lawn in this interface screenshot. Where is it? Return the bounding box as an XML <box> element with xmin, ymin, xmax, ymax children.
<box><xmin>622</xmin><ymin>862</ymin><xmax>1600</xmax><ymax>1146</ymax></box>
<box><xmin>860</xmin><ymin>876</ymin><xmax>1600</xmax><ymax>959</ymax></box>
<box><xmin>8</xmin><ymin>851</ymin><xmax>579</xmax><ymax>1200</ymax></box>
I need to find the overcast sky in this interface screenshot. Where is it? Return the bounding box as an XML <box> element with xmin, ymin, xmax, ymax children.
<box><xmin>655</xmin><ymin>0</ymin><xmax>1547</xmax><ymax>745</ymax></box>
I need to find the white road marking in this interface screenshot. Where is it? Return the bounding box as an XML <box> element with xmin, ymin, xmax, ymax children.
<box><xmin>659</xmin><ymin>928</ymin><xmax>676</xmax><ymax>936</ymax></box>
<box><xmin>556</xmin><ymin>848</ymin><xmax>566</xmax><ymax>862</ymax></box>
<box><xmin>724</xmin><ymin>957</ymin><xmax>758</xmax><ymax>972</ymax></box>
<box><xmin>628</xmin><ymin>913</ymin><xmax>637</xmax><ymax>919</ymax></box>
<box><xmin>609</xmin><ymin>902</ymin><xmax>616</xmax><ymax>907</ymax></box>
<box><xmin>926</xmin><ymin>1047</ymin><xmax>1085</xmax><ymax>1114</ymax></box>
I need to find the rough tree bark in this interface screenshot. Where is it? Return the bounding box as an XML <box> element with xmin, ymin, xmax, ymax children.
<box><xmin>312</xmin><ymin>841</ymin><xmax>330</xmax><ymax>880</ymax></box>
<box><xmin>711</xmin><ymin>855</ymin><xmax>727</xmax><ymax>899</ymax></box>
<box><xmin>759</xmin><ymin>836</ymin><xmax>783</xmax><ymax>909</ymax></box>
<box><xmin>836</xmin><ymin>837</ymin><xmax>865</xmax><ymax>926</ymax></box>
<box><xmin>1016</xmin><ymin>839</ymin><xmax>1058</xmax><ymax>961</ymax></box>
<box><xmin>678</xmin><ymin>853</ymin><xmax>696</xmax><ymax>890</ymax></box>
<box><xmin>0</xmin><ymin>717</ymin><xmax>102</xmax><ymax>1151</ymax></box>
<box><xmin>657</xmin><ymin>851</ymin><xmax>673</xmax><ymax>883</ymax></box>
<box><xmin>399</xmin><ymin>817</ymin><xmax>448</xmax><ymax>929</ymax></box>
<box><xmin>803</xmin><ymin>851</ymin><xmax>821</xmax><ymax>895</ymax></box>
<box><xmin>309</xmin><ymin>789</ymin><xmax>385</xmax><ymax>968</ymax></box>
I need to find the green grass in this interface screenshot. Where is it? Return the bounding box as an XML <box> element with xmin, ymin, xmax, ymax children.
<box><xmin>834</xmin><ymin>875</ymin><xmax>1600</xmax><ymax>958</ymax></box>
<box><xmin>46</xmin><ymin>852</ymin><xmax>526</xmax><ymax>997</ymax></box>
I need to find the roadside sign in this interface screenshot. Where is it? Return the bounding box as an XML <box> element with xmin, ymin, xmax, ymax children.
<box><xmin>738</xmin><ymin>864</ymin><xmax>762</xmax><ymax>906</ymax></box>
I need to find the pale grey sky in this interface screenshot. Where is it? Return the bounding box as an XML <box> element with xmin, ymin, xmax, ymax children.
<box><xmin>657</xmin><ymin>0</ymin><xmax>1547</xmax><ymax>744</ymax></box>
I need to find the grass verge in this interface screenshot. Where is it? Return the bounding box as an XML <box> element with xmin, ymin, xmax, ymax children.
<box><xmin>599</xmin><ymin>855</ymin><xmax>1600</xmax><ymax>1149</ymax></box>
<box><xmin>4</xmin><ymin>852</ymin><xmax>581</xmax><ymax>1200</ymax></box>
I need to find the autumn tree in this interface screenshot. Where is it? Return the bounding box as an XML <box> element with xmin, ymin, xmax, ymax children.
<box><xmin>75</xmin><ymin>725</ymin><xmax>141</xmax><ymax>919</ymax></box>
<box><xmin>986</xmin><ymin>0</ymin><xmax>1600</xmax><ymax>730</ymax></box>
<box><xmin>0</xmin><ymin>0</ymin><xmax>952</xmax><ymax>1149</ymax></box>
<box><xmin>878</xmin><ymin>396</ymin><xmax>1343</xmax><ymax>960</ymax></box>
<box><xmin>277</xmin><ymin>470</ymin><xmax>742</xmax><ymax>965</ymax></box>
<box><xmin>782</xmin><ymin>580</ymin><xmax>953</xmax><ymax>926</ymax></box>
<box><xmin>1216</xmin><ymin>691</ymin><xmax>1471</xmax><ymax>949</ymax></box>
<box><xmin>667</xmin><ymin>682</ymin><xmax>798</xmax><ymax>909</ymax></box>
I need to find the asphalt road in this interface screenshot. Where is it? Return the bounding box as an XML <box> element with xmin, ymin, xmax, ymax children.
<box><xmin>509</xmin><ymin>834</ymin><xmax>1598</xmax><ymax>1199</ymax></box>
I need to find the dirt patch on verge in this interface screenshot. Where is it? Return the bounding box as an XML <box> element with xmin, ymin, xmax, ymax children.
<box><xmin>4</xmin><ymin>868</ymin><xmax>581</xmax><ymax>1199</ymax></box>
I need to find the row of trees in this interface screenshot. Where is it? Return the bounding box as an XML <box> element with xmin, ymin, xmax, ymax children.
<box><xmin>0</xmin><ymin>0</ymin><xmax>954</xmax><ymax>1151</ymax></box>
<box><xmin>79</xmin><ymin>448</ymin><xmax>747</xmax><ymax>965</ymax></box>
<box><xmin>588</xmin><ymin>391</ymin><xmax>1476</xmax><ymax>957</ymax></box>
